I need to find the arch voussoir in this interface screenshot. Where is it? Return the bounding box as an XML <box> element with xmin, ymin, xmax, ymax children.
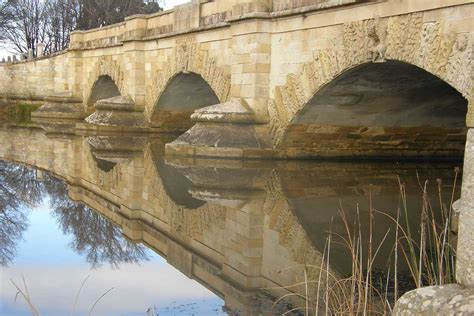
<box><xmin>85</xmin><ymin>57</ymin><xmax>124</xmax><ymax>108</ymax></box>
<box><xmin>145</xmin><ymin>42</ymin><xmax>231</xmax><ymax>121</ymax></box>
<box><xmin>270</xmin><ymin>11</ymin><xmax>473</xmax><ymax>147</ymax></box>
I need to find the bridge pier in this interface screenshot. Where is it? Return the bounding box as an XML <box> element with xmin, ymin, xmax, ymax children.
<box><xmin>163</xmin><ymin>15</ymin><xmax>275</xmax><ymax>156</ymax></box>
<box><xmin>123</xmin><ymin>40</ymin><xmax>147</xmax><ymax>110</ymax></box>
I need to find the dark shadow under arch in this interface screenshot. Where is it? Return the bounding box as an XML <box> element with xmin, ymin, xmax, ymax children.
<box><xmin>91</xmin><ymin>154</ymin><xmax>117</xmax><ymax>173</ymax></box>
<box><xmin>281</xmin><ymin>61</ymin><xmax>468</xmax><ymax>159</ymax></box>
<box><xmin>151</xmin><ymin>72</ymin><xmax>220</xmax><ymax>132</ymax></box>
<box><xmin>87</xmin><ymin>75</ymin><xmax>121</xmax><ymax>108</ymax></box>
<box><xmin>150</xmin><ymin>140</ymin><xmax>205</xmax><ymax>210</ymax></box>
<box><xmin>296</xmin><ymin>61</ymin><xmax>467</xmax><ymax>128</ymax></box>
<box><xmin>277</xmin><ymin>161</ymin><xmax>460</xmax><ymax>275</ymax></box>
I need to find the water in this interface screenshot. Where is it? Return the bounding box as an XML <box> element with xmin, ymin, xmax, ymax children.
<box><xmin>0</xmin><ymin>126</ymin><xmax>462</xmax><ymax>315</ymax></box>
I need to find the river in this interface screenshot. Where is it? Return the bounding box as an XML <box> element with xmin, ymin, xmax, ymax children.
<box><xmin>0</xmin><ymin>123</ymin><xmax>462</xmax><ymax>315</ymax></box>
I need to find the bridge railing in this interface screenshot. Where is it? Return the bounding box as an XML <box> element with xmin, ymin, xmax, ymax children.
<box><xmin>68</xmin><ymin>0</ymin><xmax>365</xmax><ymax>51</ymax></box>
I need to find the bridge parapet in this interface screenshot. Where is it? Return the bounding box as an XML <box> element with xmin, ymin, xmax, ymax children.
<box><xmin>68</xmin><ymin>0</ymin><xmax>364</xmax><ymax>51</ymax></box>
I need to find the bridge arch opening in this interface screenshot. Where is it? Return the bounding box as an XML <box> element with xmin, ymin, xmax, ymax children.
<box><xmin>87</xmin><ymin>75</ymin><xmax>121</xmax><ymax>109</ymax></box>
<box><xmin>151</xmin><ymin>72</ymin><xmax>220</xmax><ymax>132</ymax></box>
<box><xmin>282</xmin><ymin>60</ymin><xmax>468</xmax><ymax>159</ymax></box>
<box><xmin>150</xmin><ymin>140</ymin><xmax>205</xmax><ymax>209</ymax></box>
<box><xmin>92</xmin><ymin>155</ymin><xmax>117</xmax><ymax>173</ymax></box>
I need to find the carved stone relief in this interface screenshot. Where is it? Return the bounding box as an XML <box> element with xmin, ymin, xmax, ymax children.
<box><xmin>269</xmin><ymin>12</ymin><xmax>473</xmax><ymax>147</ymax></box>
<box><xmin>145</xmin><ymin>42</ymin><xmax>231</xmax><ymax>120</ymax></box>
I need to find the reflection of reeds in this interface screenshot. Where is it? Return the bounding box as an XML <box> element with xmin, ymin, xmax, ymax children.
<box><xmin>272</xmin><ymin>168</ymin><xmax>460</xmax><ymax>315</ymax></box>
<box><xmin>11</xmin><ymin>274</ymin><xmax>114</xmax><ymax>316</ymax></box>
<box><xmin>11</xmin><ymin>276</ymin><xmax>40</xmax><ymax>316</ymax></box>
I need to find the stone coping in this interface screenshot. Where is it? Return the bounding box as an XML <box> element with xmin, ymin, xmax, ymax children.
<box><xmin>0</xmin><ymin>50</ymin><xmax>68</xmax><ymax>65</ymax></box>
<box><xmin>191</xmin><ymin>99</ymin><xmax>269</xmax><ymax>124</ymax></box>
<box><xmin>1</xmin><ymin>94</ymin><xmax>81</xmax><ymax>103</ymax></box>
<box><xmin>165</xmin><ymin>142</ymin><xmax>467</xmax><ymax>161</ymax></box>
<box><xmin>66</xmin><ymin>0</ymin><xmax>370</xmax><ymax>50</ymax></box>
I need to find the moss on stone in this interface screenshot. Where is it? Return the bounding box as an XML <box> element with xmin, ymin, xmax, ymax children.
<box><xmin>14</xmin><ymin>103</ymin><xmax>40</xmax><ymax>123</ymax></box>
<box><xmin>0</xmin><ymin>103</ymin><xmax>40</xmax><ymax>124</ymax></box>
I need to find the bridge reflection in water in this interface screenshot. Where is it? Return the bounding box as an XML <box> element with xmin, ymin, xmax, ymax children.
<box><xmin>0</xmin><ymin>126</ymin><xmax>461</xmax><ymax>315</ymax></box>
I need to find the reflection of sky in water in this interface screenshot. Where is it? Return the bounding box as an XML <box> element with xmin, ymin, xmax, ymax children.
<box><xmin>0</xmin><ymin>201</ymin><xmax>226</xmax><ymax>316</ymax></box>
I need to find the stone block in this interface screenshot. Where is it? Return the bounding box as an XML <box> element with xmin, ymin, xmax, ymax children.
<box><xmin>394</xmin><ymin>285</ymin><xmax>474</xmax><ymax>315</ymax></box>
<box><xmin>195</xmin><ymin>146</ymin><xmax>244</xmax><ymax>158</ymax></box>
<box><xmin>164</xmin><ymin>143</ymin><xmax>195</xmax><ymax>157</ymax></box>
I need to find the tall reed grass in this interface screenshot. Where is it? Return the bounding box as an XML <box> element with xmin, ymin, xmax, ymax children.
<box><xmin>273</xmin><ymin>168</ymin><xmax>460</xmax><ymax>315</ymax></box>
<box><xmin>10</xmin><ymin>275</ymin><xmax>114</xmax><ymax>316</ymax></box>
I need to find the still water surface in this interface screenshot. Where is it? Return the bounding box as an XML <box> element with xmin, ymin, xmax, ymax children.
<box><xmin>0</xmin><ymin>126</ymin><xmax>462</xmax><ymax>315</ymax></box>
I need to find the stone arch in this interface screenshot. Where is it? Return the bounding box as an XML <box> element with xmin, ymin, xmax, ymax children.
<box><xmin>145</xmin><ymin>42</ymin><xmax>231</xmax><ymax>123</ymax></box>
<box><xmin>150</xmin><ymin>71</ymin><xmax>220</xmax><ymax>131</ymax></box>
<box><xmin>86</xmin><ymin>75</ymin><xmax>121</xmax><ymax>108</ymax></box>
<box><xmin>143</xmin><ymin>143</ymin><xmax>227</xmax><ymax>239</ymax></box>
<box><xmin>84</xmin><ymin>57</ymin><xmax>124</xmax><ymax>111</ymax></box>
<box><xmin>149</xmin><ymin>139</ymin><xmax>205</xmax><ymax>209</ymax></box>
<box><xmin>293</xmin><ymin>61</ymin><xmax>467</xmax><ymax>128</ymax></box>
<box><xmin>269</xmin><ymin>12</ymin><xmax>473</xmax><ymax>150</ymax></box>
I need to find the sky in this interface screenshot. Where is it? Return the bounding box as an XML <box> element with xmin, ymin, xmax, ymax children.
<box><xmin>0</xmin><ymin>197</ymin><xmax>226</xmax><ymax>316</ymax></box>
<box><xmin>0</xmin><ymin>0</ymin><xmax>190</xmax><ymax>59</ymax></box>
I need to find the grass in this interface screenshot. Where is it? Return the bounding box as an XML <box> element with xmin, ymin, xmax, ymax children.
<box><xmin>10</xmin><ymin>275</ymin><xmax>114</xmax><ymax>316</ymax></box>
<box><xmin>272</xmin><ymin>168</ymin><xmax>460</xmax><ymax>315</ymax></box>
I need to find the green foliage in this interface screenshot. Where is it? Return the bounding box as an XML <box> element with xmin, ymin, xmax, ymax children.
<box><xmin>6</xmin><ymin>103</ymin><xmax>40</xmax><ymax>124</ymax></box>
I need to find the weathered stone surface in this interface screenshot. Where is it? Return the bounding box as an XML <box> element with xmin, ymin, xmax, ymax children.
<box><xmin>191</xmin><ymin>99</ymin><xmax>268</xmax><ymax>124</ymax></box>
<box><xmin>32</xmin><ymin>102</ymin><xmax>87</xmax><ymax>119</ymax></box>
<box><xmin>94</xmin><ymin>95</ymin><xmax>138</xmax><ymax>111</ymax></box>
<box><xmin>168</xmin><ymin>122</ymin><xmax>272</xmax><ymax>154</ymax></box>
<box><xmin>85</xmin><ymin>110</ymin><xmax>147</xmax><ymax>127</ymax></box>
<box><xmin>457</xmin><ymin>129</ymin><xmax>474</xmax><ymax>286</ymax></box>
<box><xmin>393</xmin><ymin>285</ymin><xmax>474</xmax><ymax>315</ymax></box>
<box><xmin>31</xmin><ymin>117</ymin><xmax>78</xmax><ymax>135</ymax></box>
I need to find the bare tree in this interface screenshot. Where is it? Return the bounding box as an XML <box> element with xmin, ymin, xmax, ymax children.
<box><xmin>76</xmin><ymin>0</ymin><xmax>163</xmax><ymax>30</ymax></box>
<box><xmin>1</xmin><ymin>0</ymin><xmax>163</xmax><ymax>55</ymax></box>
<box><xmin>1</xmin><ymin>0</ymin><xmax>49</xmax><ymax>55</ymax></box>
<box><xmin>0</xmin><ymin>159</ymin><xmax>149</xmax><ymax>268</ymax></box>
<box><xmin>44</xmin><ymin>0</ymin><xmax>79</xmax><ymax>53</ymax></box>
<box><xmin>46</xmin><ymin>175</ymin><xmax>150</xmax><ymax>268</ymax></box>
<box><xmin>0</xmin><ymin>1</ymin><xmax>12</xmax><ymax>41</ymax></box>
<box><xmin>0</xmin><ymin>161</ymin><xmax>45</xmax><ymax>266</ymax></box>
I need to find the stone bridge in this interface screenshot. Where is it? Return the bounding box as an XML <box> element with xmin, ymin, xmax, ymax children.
<box><xmin>0</xmin><ymin>0</ymin><xmax>472</xmax><ymax>160</ymax></box>
<box><xmin>1</xmin><ymin>0</ymin><xmax>474</xmax><ymax>313</ymax></box>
